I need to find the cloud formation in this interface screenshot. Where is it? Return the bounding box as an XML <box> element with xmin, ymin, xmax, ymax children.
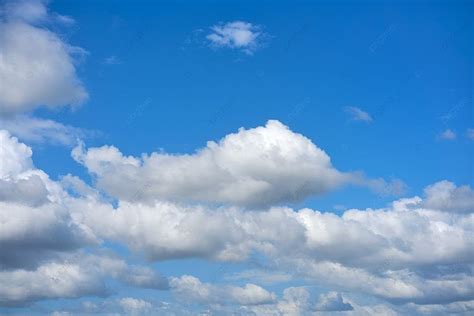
<box><xmin>0</xmin><ymin>0</ymin><xmax>87</xmax><ymax>115</ymax></box>
<box><xmin>1</xmin><ymin>127</ymin><xmax>473</xmax><ymax>312</ymax></box>
<box><xmin>72</xmin><ymin>120</ymin><xmax>404</xmax><ymax>208</ymax></box>
<box><xmin>0</xmin><ymin>130</ymin><xmax>96</xmax><ymax>269</ymax></box>
<box><xmin>0</xmin><ymin>115</ymin><xmax>88</xmax><ymax>145</ymax></box>
<box><xmin>438</xmin><ymin>128</ymin><xmax>456</xmax><ymax>140</ymax></box>
<box><xmin>207</xmin><ymin>21</ymin><xmax>263</xmax><ymax>54</ymax></box>
<box><xmin>73</xmin><ymin>120</ymin><xmax>352</xmax><ymax>207</ymax></box>
<box><xmin>170</xmin><ymin>275</ymin><xmax>276</xmax><ymax>306</ymax></box>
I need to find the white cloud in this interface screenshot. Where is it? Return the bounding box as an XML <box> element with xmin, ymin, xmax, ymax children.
<box><xmin>118</xmin><ymin>297</ymin><xmax>152</xmax><ymax>315</ymax></box>
<box><xmin>0</xmin><ymin>254</ymin><xmax>108</xmax><ymax>306</ymax></box>
<box><xmin>120</xmin><ymin>265</ymin><xmax>169</xmax><ymax>290</ymax></box>
<box><xmin>1</xmin><ymin>126</ymin><xmax>473</xmax><ymax>309</ymax></box>
<box><xmin>0</xmin><ymin>0</ymin><xmax>88</xmax><ymax>115</ymax></box>
<box><xmin>344</xmin><ymin>106</ymin><xmax>373</xmax><ymax>123</ymax></box>
<box><xmin>0</xmin><ymin>115</ymin><xmax>89</xmax><ymax>145</ymax></box>
<box><xmin>170</xmin><ymin>275</ymin><xmax>276</xmax><ymax>306</ymax></box>
<box><xmin>2</xmin><ymin>0</ymin><xmax>48</xmax><ymax>23</ymax></box>
<box><xmin>0</xmin><ymin>249</ymin><xmax>169</xmax><ymax>307</ymax></box>
<box><xmin>0</xmin><ymin>129</ymin><xmax>33</xmax><ymax>177</ymax></box>
<box><xmin>0</xmin><ymin>130</ymin><xmax>97</xmax><ymax>269</ymax></box>
<box><xmin>72</xmin><ymin>120</ymin><xmax>363</xmax><ymax>207</ymax></box>
<box><xmin>438</xmin><ymin>128</ymin><xmax>456</xmax><ymax>140</ymax></box>
<box><xmin>423</xmin><ymin>180</ymin><xmax>474</xmax><ymax>213</ymax></box>
<box><xmin>68</xmin><ymin>185</ymin><xmax>474</xmax><ymax>305</ymax></box>
<box><xmin>276</xmin><ymin>287</ymin><xmax>312</xmax><ymax>315</ymax></box>
<box><xmin>314</xmin><ymin>291</ymin><xmax>354</xmax><ymax>311</ymax></box>
<box><xmin>408</xmin><ymin>300</ymin><xmax>474</xmax><ymax>315</ymax></box>
<box><xmin>206</xmin><ymin>21</ymin><xmax>263</xmax><ymax>54</ymax></box>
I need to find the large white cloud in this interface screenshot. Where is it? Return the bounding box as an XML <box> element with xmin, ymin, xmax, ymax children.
<box><xmin>0</xmin><ymin>0</ymin><xmax>87</xmax><ymax>115</ymax></box>
<box><xmin>1</xmin><ymin>124</ymin><xmax>473</xmax><ymax>310</ymax></box>
<box><xmin>0</xmin><ymin>130</ymin><xmax>96</xmax><ymax>269</ymax></box>
<box><xmin>67</xmin><ymin>182</ymin><xmax>474</xmax><ymax>305</ymax></box>
<box><xmin>72</xmin><ymin>120</ymin><xmax>361</xmax><ymax>207</ymax></box>
<box><xmin>0</xmin><ymin>254</ymin><xmax>110</xmax><ymax>307</ymax></box>
<box><xmin>0</xmin><ymin>250</ymin><xmax>170</xmax><ymax>307</ymax></box>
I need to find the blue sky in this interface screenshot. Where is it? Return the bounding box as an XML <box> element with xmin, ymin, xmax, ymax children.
<box><xmin>0</xmin><ymin>0</ymin><xmax>473</xmax><ymax>315</ymax></box>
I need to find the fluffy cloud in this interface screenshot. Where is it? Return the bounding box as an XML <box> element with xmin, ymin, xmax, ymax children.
<box><xmin>315</xmin><ymin>291</ymin><xmax>354</xmax><ymax>311</ymax></box>
<box><xmin>206</xmin><ymin>21</ymin><xmax>263</xmax><ymax>54</ymax></box>
<box><xmin>68</xmin><ymin>186</ymin><xmax>474</xmax><ymax>305</ymax></box>
<box><xmin>0</xmin><ymin>250</ymin><xmax>170</xmax><ymax>307</ymax></box>
<box><xmin>118</xmin><ymin>297</ymin><xmax>153</xmax><ymax>315</ymax></box>
<box><xmin>170</xmin><ymin>275</ymin><xmax>276</xmax><ymax>306</ymax></box>
<box><xmin>275</xmin><ymin>288</ymin><xmax>353</xmax><ymax>314</ymax></box>
<box><xmin>0</xmin><ymin>130</ymin><xmax>96</xmax><ymax>268</ymax></box>
<box><xmin>72</xmin><ymin>120</ymin><xmax>356</xmax><ymax>207</ymax></box>
<box><xmin>73</xmin><ymin>120</ymin><xmax>405</xmax><ymax>207</ymax></box>
<box><xmin>0</xmin><ymin>254</ymin><xmax>109</xmax><ymax>307</ymax></box>
<box><xmin>2</xmin><ymin>123</ymin><xmax>473</xmax><ymax>310</ymax></box>
<box><xmin>423</xmin><ymin>180</ymin><xmax>474</xmax><ymax>213</ymax></box>
<box><xmin>0</xmin><ymin>0</ymin><xmax>87</xmax><ymax>115</ymax></box>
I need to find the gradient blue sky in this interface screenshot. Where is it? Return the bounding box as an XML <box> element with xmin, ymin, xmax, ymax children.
<box><xmin>0</xmin><ymin>0</ymin><xmax>473</xmax><ymax>315</ymax></box>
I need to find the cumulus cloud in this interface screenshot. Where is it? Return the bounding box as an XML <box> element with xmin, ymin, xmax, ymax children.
<box><xmin>206</xmin><ymin>21</ymin><xmax>263</xmax><ymax>54</ymax></box>
<box><xmin>170</xmin><ymin>275</ymin><xmax>276</xmax><ymax>306</ymax></box>
<box><xmin>0</xmin><ymin>130</ymin><xmax>96</xmax><ymax>268</ymax></box>
<box><xmin>274</xmin><ymin>288</ymin><xmax>353</xmax><ymax>314</ymax></box>
<box><xmin>68</xmin><ymin>185</ymin><xmax>474</xmax><ymax>305</ymax></box>
<box><xmin>0</xmin><ymin>254</ymin><xmax>109</xmax><ymax>307</ymax></box>
<box><xmin>314</xmin><ymin>291</ymin><xmax>354</xmax><ymax>311</ymax></box>
<box><xmin>72</xmin><ymin>120</ymin><xmax>365</xmax><ymax>207</ymax></box>
<box><xmin>344</xmin><ymin>106</ymin><xmax>373</xmax><ymax>123</ymax></box>
<box><xmin>2</xmin><ymin>124</ymin><xmax>473</xmax><ymax>310</ymax></box>
<box><xmin>0</xmin><ymin>250</ymin><xmax>170</xmax><ymax>307</ymax></box>
<box><xmin>276</xmin><ymin>287</ymin><xmax>312</xmax><ymax>315</ymax></box>
<box><xmin>423</xmin><ymin>180</ymin><xmax>474</xmax><ymax>213</ymax></box>
<box><xmin>118</xmin><ymin>297</ymin><xmax>152</xmax><ymax>315</ymax></box>
<box><xmin>0</xmin><ymin>0</ymin><xmax>88</xmax><ymax>115</ymax></box>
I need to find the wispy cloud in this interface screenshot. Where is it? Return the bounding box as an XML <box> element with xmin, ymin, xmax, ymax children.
<box><xmin>103</xmin><ymin>55</ymin><xmax>121</xmax><ymax>65</ymax></box>
<box><xmin>438</xmin><ymin>128</ymin><xmax>456</xmax><ymax>141</ymax></box>
<box><xmin>466</xmin><ymin>128</ymin><xmax>474</xmax><ymax>140</ymax></box>
<box><xmin>344</xmin><ymin>106</ymin><xmax>373</xmax><ymax>123</ymax></box>
<box><xmin>206</xmin><ymin>21</ymin><xmax>264</xmax><ymax>54</ymax></box>
<box><xmin>0</xmin><ymin>115</ymin><xmax>94</xmax><ymax>146</ymax></box>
